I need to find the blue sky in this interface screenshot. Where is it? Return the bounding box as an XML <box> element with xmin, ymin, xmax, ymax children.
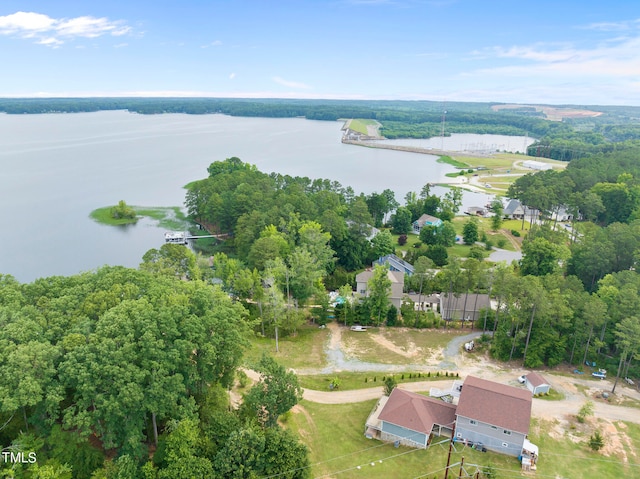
<box><xmin>2</xmin><ymin>1</ymin><xmax>640</xmax><ymax>105</ymax></box>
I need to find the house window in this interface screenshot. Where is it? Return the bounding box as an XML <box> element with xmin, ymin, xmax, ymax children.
<box><xmin>359</xmin><ymin>289</ymin><xmax>366</xmax><ymax>294</ymax></box>
<box><xmin>503</xmin><ymin>430</ymin><xmax>511</xmax><ymax>436</ymax></box>
<box><xmin>469</xmin><ymin>420</ymin><xmax>477</xmax><ymax>426</ymax></box>
<box><xmin>502</xmin><ymin>442</ymin><xmax>509</xmax><ymax>448</ymax></box>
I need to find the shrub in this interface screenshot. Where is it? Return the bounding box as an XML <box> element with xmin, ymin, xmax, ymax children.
<box><xmin>237</xmin><ymin>370</ymin><xmax>249</xmax><ymax>388</ymax></box>
<box><xmin>496</xmin><ymin>238</ymin><xmax>507</xmax><ymax>248</ymax></box>
<box><xmin>384</xmin><ymin>376</ymin><xmax>398</xmax><ymax>396</ymax></box>
<box><xmin>577</xmin><ymin>401</ymin><xmax>594</xmax><ymax>423</ymax></box>
<box><xmin>398</xmin><ymin>234</ymin><xmax>408</xmax><ymax>246</ymax></box>
<box><xmin>589</xmin><ymin>430</ymin><xmax>604</xmax><ymax>451</ymax></box>
<box><xmin>511</xmin><ymin>229</ymin><xmax>521</xmax><ymax>237</ymax></box>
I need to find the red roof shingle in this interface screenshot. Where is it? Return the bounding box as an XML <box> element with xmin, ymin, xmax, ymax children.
<box><xmin>378</xmin><ymin>388</ymin><xmax>457</xmax><ymax>435</ymax></box>
<box><xmin>525</xmin><ymin>372</ymin><xmax>548</xmax><ymax>388</ymax></box>
<box><xmin>456</xmin><ymin>376</ymin><xmax>532</xmax><ymax>434</ymax></box>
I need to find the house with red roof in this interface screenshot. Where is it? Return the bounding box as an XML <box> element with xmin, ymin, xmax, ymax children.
<box><xmin>365</xmin><ymin>388</ymin><xmax>456</xmax><ymax>448</ymax></box>
<box><xmin>455</xmin><ymin>376</ymin><xmax>532</xmax><ymax>457</ymax></box>
<box><xmin>366</xmin><ymin>376</ymin><xmax>536</xmax><ymax>460</ymax></box>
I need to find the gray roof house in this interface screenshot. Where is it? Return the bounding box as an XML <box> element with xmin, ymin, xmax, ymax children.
<box><xmin>412</xmin><ymin>214</ymin><xmax>443</xmax><ymax>234</ymax></box>
<box><xmin>440</xmin><ymin>293</ymin><xmax>491</xmax><ymax>322</ymax></box>
<box><xmin>355</xmin><ymin>269</ymin><xmax>405</xmax><ymax>308</ymax></box>
<box><xmin>374</xmin><ymin>254</ymin><xmax>415</xmax><ymax>276</ymax></box>
<box><xmin>365</xmin><ymin>388</ymin><xmax>457</xmax><ymax>448</ymax></box>
<box><xmin>503</xmin><ymin>199</ymin><xmax>538</xmax><ymax>221</ymax></box>
<box><xmin>455</xmin><ymin>376</ymin><xmax>533</xmax><ymax>457</ymax></box>
<box><xmin>525</xmin><ymin>372</ymin><xmax>551</xmax><ymax>396</ymax></box>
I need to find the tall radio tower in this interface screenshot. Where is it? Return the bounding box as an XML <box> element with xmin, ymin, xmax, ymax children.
<box><xmin>440</xmin><ymin>102</ymin><xmax>447</xmax><ymax>151</ymax></box>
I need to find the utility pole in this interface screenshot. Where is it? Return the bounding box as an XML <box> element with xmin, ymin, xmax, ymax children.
<box><xmin>458</xmin><ymin>456</ymin><xmax>465</xmax><ymax>479</ymax></box>
<box><xmin>444</xmin><ymin>423</ymin><xmax>456</xmax><ymax>479</ymax></box>
<box><xmin>441</xmin><ymin>104</ymin><xmax>447</xmax><ymax>151</ymax></box>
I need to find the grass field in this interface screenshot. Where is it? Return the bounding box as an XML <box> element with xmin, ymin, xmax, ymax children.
<box><xmin>349</xmin><ymin>119</ymin><xmax>379</xmax><ymax>135</ymax></box>
<box><xmin>244</xmin><ymin>323</ymin><xmax>330</xmax><ymax>370</ymax></box>
<box><xmin>437</xmin><ymin>155</ymin><xmax>470</xmax><ymax>168</ymax></box>
<box><xmin>298</xmin><ymin>370</ymin><xmax>457</xmax><ymax>391</ymax></box>
<box><xmin>287</xmin><ymin>400</ymin><xmax>523</xmax><ymax>479</ymax></box>
<box><xmin>286</xmin><ymin>400</ymin><xmax>640</xmax><ymax>479</ymax></box>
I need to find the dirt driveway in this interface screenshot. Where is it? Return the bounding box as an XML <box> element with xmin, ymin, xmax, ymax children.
<box><xmin>302</xmin><ymin>324</ymin><xmax>640</xmax><ymax>426</ymax></box>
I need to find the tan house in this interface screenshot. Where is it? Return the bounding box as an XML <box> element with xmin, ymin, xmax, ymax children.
<box><xmin>355</xmin><ymin>269</ymin><xmax>404</xmax><ymax>308</ymax></box>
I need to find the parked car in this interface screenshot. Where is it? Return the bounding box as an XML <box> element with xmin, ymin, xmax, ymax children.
<box><xmin>592</xmin><ymin>371</ymin><xmax>606</xmax><ymax>380</ymax></box>
<box><xmin>518</xmin><ymin>375</ymin><xmax>526</xmax><ymax>384</ymax></box>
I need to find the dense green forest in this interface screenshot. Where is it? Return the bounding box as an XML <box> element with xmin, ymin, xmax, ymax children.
<box><xmin>4</xmin><ymin>97</ymin><xmax>640</xmax><ymax>161</ymax></box>
<box><xmin>0</xmin><ymin>266</ymin><xmax>309</xmax><ymax>479</ymax></box>
<box><xmin>4</xmin><ymin>148</ymin><xmax>640</xmax><ymax>476</ymax></box>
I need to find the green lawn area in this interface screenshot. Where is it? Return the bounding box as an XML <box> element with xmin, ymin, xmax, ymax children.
<box><xmin>535</xmin><ymin>388</ymin><xmax>565</xmax><ymax>401</ymax></box>
<box><xmin>298</xmin><ymin>370</ymin><xmax>456</xmax><ymax>391</ymax></box>
<box><xmin>391</xmin><ymin>232</ymin><xmax>421</xmax><ymax>254</ymax></box>
<box><xmin>349</xmin><ymin>119</ymin><xmax>379</xmax><ymax>135</ymax></box>
<box><xmin>437</xmin><ymin>155</ymin><xmax>470</xmax><ymax>168</ymax></box>
<box><xmin>243</xmin><ymin>323</ymin><xmax>330</xmax><ymax>370</ymax></box>
<box><xmin>286</xmin><ymin>400</ymin><xmax>523</xmax><ymax>479</ymax></box>
<box><xmin>285</xmin><ymin>401</ymin><xmax>640</xmax><ymax>479</ymax></box>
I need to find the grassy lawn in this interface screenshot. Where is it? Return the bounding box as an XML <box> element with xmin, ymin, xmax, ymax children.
<box><xmin>286</xmin><ymin>402</ymin><xmax>640</xmax><ymax>479</ymax></box>
<box><xmin>90</xmin><ymin>205</ymin><xmax>189</xmax><ymax>229</ymax></box>
<box><xmin>349</xmin><ymin>119</ymin><xmax>379</xmax><ymax>135</ymax></box>
<box><xmin>243</xmin><ymin>323</ymin><xmax>330</xmax><ymax>370</ymax></box>
<box><xmin>391</xmin><ymin>232</ymin><xmax>422</xmax><ymax>254</ymax></box>
<box><xmin>286</xmin><ymin>400</ymin><xmax>522</xmax><ymax>479</ymax></box>
<box><xmin>437</xmin><ymin>155</ymin><xmax>469</xmax><ymax>168</ymax></box>
<box><xmin>535</xmin><ymin>388</ymin><xmax>565</xmax><ymax>401</ymax></box>
<box><xmin>501</xmin><ymin>218</ymin><xmax>533</xmax><ymax>233</ymax></box>
<box><xmin>298</xmin><ymin>370</ymin><xmax>457</xmax><ymax>391</ymax></box>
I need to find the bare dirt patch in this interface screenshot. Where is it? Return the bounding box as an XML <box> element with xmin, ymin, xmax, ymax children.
<box><xmin>491</xmin><ymin>104</ymin><xmax>602</xmax><ymax>121</ymax></box>
<box><xmin>368</xmin><ymin>330</ymin><xmax>422</xmax><ymax>358</ymax></box>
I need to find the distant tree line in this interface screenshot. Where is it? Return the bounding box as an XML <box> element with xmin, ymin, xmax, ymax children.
<box><xmin>4</xmin><ymin>97</ymin><xmax>640</xmax><ymax>158</ymax></box>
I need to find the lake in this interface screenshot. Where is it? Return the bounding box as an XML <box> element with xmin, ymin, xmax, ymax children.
<box><xmin>0</xmin><ymin>111</ymin><xmax>520</xmax><ymax>282</ymax></box>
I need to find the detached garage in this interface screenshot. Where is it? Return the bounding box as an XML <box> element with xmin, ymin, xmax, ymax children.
<box><xmin>525</xmin><ymin>372</ymin><xmax>550</xmax><ymax>395</ymax></box>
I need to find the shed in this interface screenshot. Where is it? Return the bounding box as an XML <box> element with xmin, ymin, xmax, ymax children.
<box><xmin>525</xmin><ymin>372</ymin><xmax>550</xmax><ymax>395</ymax></box>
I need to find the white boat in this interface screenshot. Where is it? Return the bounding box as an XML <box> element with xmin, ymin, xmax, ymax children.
<box><xmin>164</xmin><ymin>231</ymin><xmax>188</xmax><ymax>244</ymax></box>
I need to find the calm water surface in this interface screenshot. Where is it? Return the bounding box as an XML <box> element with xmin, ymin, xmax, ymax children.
<box><xmin>0</xmin><ymin>111</ymin><xmax>502</xmax><ymax>282</ymax></box>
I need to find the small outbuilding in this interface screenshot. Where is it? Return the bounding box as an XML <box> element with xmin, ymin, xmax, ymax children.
<box><xmin>525</xmin><ymin>372</ymin><xmax>550</xmax><ymax>396</ymax></box>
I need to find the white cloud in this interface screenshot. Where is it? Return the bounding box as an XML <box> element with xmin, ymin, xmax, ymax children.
<box><xmin>272</xmin><ymin>76</ymin><xmax>312</xmax><ymax>89</ymax></box>
<box><xmin>201</xmin><ymin>40</ymin><xmax>223</xmax><ymax>48</ymax></box>
<box><xmin>466</xmin><ymin>33</ymin><xmax>640</xmax><ymax>82</ymax></box>
<box><xmin>36</xmin><ymin>37</ymin><xmax>63</xmax><ymax>47</ymax></box>
<box><xmin>581</xmin><ymin>18</ymin><xmax>640</xmax><ymax>32</ymax></box>
<box><xmin>0</xmin><ymin>11</ymin><xmax>132</xmax><ymax>46</ymax></box>
<box><xmin>229</xmin><ymin>73</ymin><xmax>236</xmax><ymax>80</ymax></box>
